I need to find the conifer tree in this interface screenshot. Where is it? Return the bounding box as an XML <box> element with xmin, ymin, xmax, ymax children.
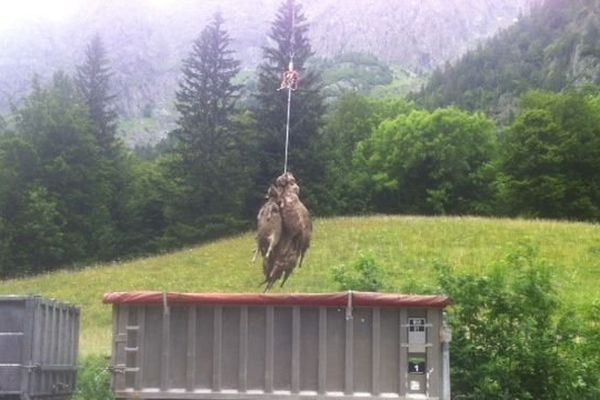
<box><xmin>76</xmin><ymin>34</ymin><xmax>118</xmax><ymax>157</ymax></box>
<box><xmin>76</xmin><ymin>35</ymin><xmax>129</xmax><ymax>258</ymax></box>
<box><xmin>170</xmin><ymin>12</ymin><xmax>244</xmax><ymax>240</ymax></box>
<box><xmin>0</xmin><ymin>72</ymin><xmax>112</xmax><ymax>273</ymax></box>
<box><xmin>254</xmin><ymin>0</ymin><xmax>325</xmax><ymax>207</ymax></box>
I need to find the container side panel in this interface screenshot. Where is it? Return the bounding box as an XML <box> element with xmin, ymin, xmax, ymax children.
<box><xmin>56</xmin><ymin>312</ymin><xmax>64</xmax><ymax>393</ymax></box>
<box><xmin>72</xmin><ymin>308</ymin><xmax>81</xmax><ymax>395</ymax></box>
<box><xmin>239</xmin><ymin>306</ymin><xmax>248</xmax><ymax>392</ymax></box>
<box><xmin>318</xmin><ymin>308</ymin><xmax>327</xmax><ymax>394</ymax></box>
<box><xmin>19</xmin><ymin>299</ymin><xmax>33</xmax><ymax>397</ymax></box>
<box><xmin>427</xmin><ymin>309</ymin><xmax>442</xmax><ymax>398</ymax></box>
<box><xmin>56</xmin><ymin>306</ymin><xmax>64</xmax><ymax>390</ymax></box>
<box><xmin>379</xmin><ymin>309</ymin><xmax>399</xmax><ymax>394</ymax></box>
<box><xmin>49</xmin><ymin>304</ymin><xmax>58</xmax><ymax>393</ymax></box>
<box><xmin>194</xmin><ymin>307</ymin><xmax>214</xmax><ymax>389</ymax></box>
<box><xmin>125</xmin><ymin>308</ymin><xmax>138</xmax><ymax>389</ymax></box>
<box><xmin>0</xmin><ymin>366</ymin><xmax>20</xmax><ymax>391</ymax></box>
<box><xmin>399</xmin><ymin>309</ymin><xmax>409</xmax><ymax>396</ymax></box>
<box><xmin>213</xmin><ymin>307</ymin><xmax>222</xmax><ymax>391</ymax></box>
<box><xmin>65</xmin><ymin>308</ymin><xmax>72</xmax><ymax>392</ymax></box>
<box><xmin>41</xmin><ymin>303</ymin><xmax>50</xmax><ymax>393</ymax></box>
<box><xmin>167</xmin><ymin>306</ymin><xmax>188</xmax><ymax>389</ymax></box>
<box><xmin>60</xmin><ymin>308</ymin><xmax>68</xmax><ymax>391</ymax></box>
<box><xmin>0</xmin><ymin>301</ymin><xmax>24</xmax><ymax>333</ymax></box>
<box><xmin>326</xmin><ymin>307</ymin><xmax>345</xmax><ymax>392</ymax></box>
<box><xmin>142</xmin><ymin>306</ymin><xmax>162</xmax><ymax>388</ymax></box>
<box><xmin>291</xmin><ymin>307</ymin><xmax>300</xmax><ymax>393</ymax></box>
<box><xmin>0</xmin><ymin>300</ymin><xmax>24</xmax><ymax>394</ymax></box>
<box><xmin>273</xmin><ymin>307</ymin><xmax>292</xmax><ymax>391</ymax></box>
<box><xmin>299</xmin><ymin>308</ymin><xmax>318</xmax><ymax>391</ymax></box>
<box><xmin>113</xmin><ymin>305</ymin><xmax>129</xmax><ymax>392</ymax></box>
<box><xmin>65</xmin><ymin>309</ymin><xmax>72</xmax><ymax>365</ymax></box>
<box><xmin>58</xmin><ymin>307</ymin><xmax>73</xmax><ymax>396</ymax></box>
<box><xmin>246</xmin><ymin>307</ymin><xmax>266</xmax><ymax>390</ymax></box>
<box><xmin>67</xmin><ymin>308</ymin><xmax>77</xmax><ymax>392</ymax></box>
<box><xmin>186</xmin><ymin>307</ymin><xmax>197</xmax><ymax>391</ymax></box>
<box><xmin>0</xmin><ymin>335</ymin><xmax>22</xmax><ymax>364</ymax></box>
<box><xmin>221</xmin><ymin>307</ymin><xmax>241</xmax><ymax>390</ymax></box>
<box><xmin>265</xmin><ymin>307</ymin><xmax>274</xmax><ymax>392</ymax></box>
<box><xmin>31</xmin><ymin>302</ymin><xmax>43</xmax><ymax>394</ymax></box>
<box><xmin>160</xmin><ymin>306</ymin><xmax>171</xmax><ymax>391</ymax></box>
<box><xmin>353</xmin><ymin>308</ymin><xmax>372</xmax><ymax>393</ymax></box>
<box><xmin>371</xmin><ymin>308</ymin><xmax>381</xmax><ymax>396</ymax></box>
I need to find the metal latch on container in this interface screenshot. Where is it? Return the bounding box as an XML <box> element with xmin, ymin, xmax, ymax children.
<box><xmin>108</xmin><ymin>364</ymin><xmax>126</xmax><ymax>374</ymax></box>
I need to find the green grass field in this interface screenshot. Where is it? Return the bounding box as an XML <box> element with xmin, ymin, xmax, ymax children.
<box><xmin>1</xmin><ymin>216</ymin><xmax>598</xmax><ymax>355</ymax></box>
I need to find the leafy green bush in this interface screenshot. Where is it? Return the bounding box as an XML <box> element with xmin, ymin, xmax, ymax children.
<box><xmin>333</xmin><ymin>253</ymin><xmax>386</xmax><ymax>291</ymax></box>
<box><xmin>352</xmin><ymin>107</ymin><xmax>497</xmax><ymax>215</ymax></box>
<box><xmin>74</xmin><ymin>355</ymin><xmax>113</xmax><ymax>400</ymax></box>
<box><xmin>498</xmin><ymin>91</ymin><xmax>600</xmax><ymax>221</ymax></box>
<box><xmin>438</xmin><ymin>242</ymin><xmax>600</xmax><ymax>399</ymax></box>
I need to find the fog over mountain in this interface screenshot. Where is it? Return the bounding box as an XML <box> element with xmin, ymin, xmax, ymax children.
<box><xmin>0</xmin><ymin>0</ymin><xmax>538</xmax><ymax>122</ymax></box>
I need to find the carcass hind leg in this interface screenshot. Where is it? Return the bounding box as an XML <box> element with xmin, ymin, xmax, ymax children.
<box><xmin>280</xmin><ymin>269</ymin><xmax>293</xmax><ymax>288</ymax></box>
<box><xmin>297</xmin><ymin>253</ymin><xmax>305</xmax><ymax>269</ymax></box>
<box><xmin>265</xmin><ymin>239</ymin><xmax>275</xmax><ymax>259</ymax></box>
<box><xmin>264</xmin><ymin>278</ymin><xmax>276</xmax><ymax>293</ymax></box>
<box><xmin>269</xmin><ymin>263</ymin><xmax>282</xmax><ymax>279</ymax></box>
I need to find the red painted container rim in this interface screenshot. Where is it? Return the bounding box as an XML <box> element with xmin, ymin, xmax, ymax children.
<box><xmin>103</xmin><ymin>291</ymin><xmax>452</xmax><ymax>308</ymax></box>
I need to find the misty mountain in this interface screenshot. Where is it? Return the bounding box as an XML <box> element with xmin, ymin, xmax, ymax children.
<box><xmin>0</xmin><ymin>0</ymin><xmax>537</xmax><ymax>143</ymax></box>
<box><xmin>416</xmin><ymin>0</ymin><xmax>600</xmax><ymax>118</ymax></box>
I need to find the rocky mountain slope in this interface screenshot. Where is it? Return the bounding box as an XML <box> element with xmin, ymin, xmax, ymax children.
<box><xmin>0</xmin><ymin>0</ymin><xmax>537</xmax><ymax>137</ymax></box>
<box><xmin>308</xmin><ymin>0</ymin><xmax>538</xmax><ymax>71</ymax></box>
<box><xmin>416</xmin><ymin>0</ymin><xmax>600</xmax><ymax>117</ymax></box>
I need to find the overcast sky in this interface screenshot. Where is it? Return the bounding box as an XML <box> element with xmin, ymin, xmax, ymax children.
<box><xmin>0</xmin><ymin>0</ymin><xmax>180</xmax><ymax>29</ymax></box>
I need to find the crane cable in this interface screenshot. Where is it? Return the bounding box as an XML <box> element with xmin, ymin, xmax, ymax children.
<box><xmin>283</xmin><ymin>65</ymin><xmax>292</xmax><ymax>174</ymax></box>
<box><xmin>278</xmin><ymin>4</ymin><xmax>299</xmax><ymax>174</ymax></box>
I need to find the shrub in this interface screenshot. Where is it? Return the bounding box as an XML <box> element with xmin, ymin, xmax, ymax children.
<box><xmin>438</xmin><ymin>242</ymin><xmax>600</xmax><ymax>399</ymax></box>
<box><xmin>74</xmin><ymin>355</ymin><xmax>113</xmax><ymax>400</ymax></box>
<box><xmin>333</xmin><ymin>253</ymin><xmax>386</xmax><ymax>291</ymax></box>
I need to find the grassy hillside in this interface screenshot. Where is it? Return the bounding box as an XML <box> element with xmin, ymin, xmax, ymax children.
<box><xmin>1</xmin><ymin>216</ymin><xmax>598</xmax><ymax>355</ymax></box>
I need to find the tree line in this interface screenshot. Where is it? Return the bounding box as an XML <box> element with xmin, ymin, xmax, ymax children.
<box><xmin>1</xmin><ymin>0</ymin><xmax>599</xmax><ymax>278</ymax></box>
<box><xmin>327</xmin><ymin>90</ymin><xmax>600</xmax><ymax>219</ymax></box>
<box><xmin>0</xmin><ymin>0</ymin><xmax>325</xmax><ymax>277</ymax></box>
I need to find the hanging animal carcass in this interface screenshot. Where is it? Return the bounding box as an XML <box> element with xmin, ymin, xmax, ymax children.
<box><xmin>255</xmin><ymin>172</ymin><xmax>312</xmax><ymax>290</ymax></box>
<box><xmin>254</xmin><ymin>185</ymin><xmax>282</xmax><ymax>277</ymax></box>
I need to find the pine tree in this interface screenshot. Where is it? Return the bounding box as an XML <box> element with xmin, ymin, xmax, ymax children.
<box><xmin>76</xmin><ymin>35</ymin><xmax>129</xmax><ymax>259</ymax></box>
<box><xmin>76</xmin><ymin>34</ymin><xmax>118</xmax><ymax>157</ymax></box>
<box><xmin>3</xmin><ymin>72</ymin><xmax>112</xmax><ymax>272</ymax></box>
<box><xmin>254</xmin><ymin>0</ymin><xmax>325</xmax><ymax>208</ymax></box>
<box><xmin>170</xmin><ymin>12</ymin><xmax>244</xmax><ymax>241</ymax></box>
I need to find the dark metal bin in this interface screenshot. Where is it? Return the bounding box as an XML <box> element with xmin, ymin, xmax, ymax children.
<box><xmin>0</xmin><ymin>295</ymin><xmax>80</xmax><ymax>400</ymax></box>
<box><xmin>105</xmin><ymin>291</ymin><xmax>452</xmax><ymax>400</ymax></box>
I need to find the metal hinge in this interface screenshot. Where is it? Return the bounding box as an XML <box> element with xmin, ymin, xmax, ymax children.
<box><xmin>21</xmin><ymin>363</ymin><xmax>42</xmax><ymax>372</ymax></box>
<box><xmin>108</xmin><ymin>365</ymin><xmax>140</xmax><ymax>374</ymax></box>
<box><xmin>108</xmin><ymin>364</ymin><xmax>126</xmax><ymax>374</ymax></box>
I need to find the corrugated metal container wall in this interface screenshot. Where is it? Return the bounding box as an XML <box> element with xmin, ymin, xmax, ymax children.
<box><xmin>0</xmin><ymin>296</ymin><xmax>80</xmax><ymax>400</ymax></box>
<box><xmin>107</xmin><ymin>292</ymin><xmax>451</xmax><ymax>400</ymax></box>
